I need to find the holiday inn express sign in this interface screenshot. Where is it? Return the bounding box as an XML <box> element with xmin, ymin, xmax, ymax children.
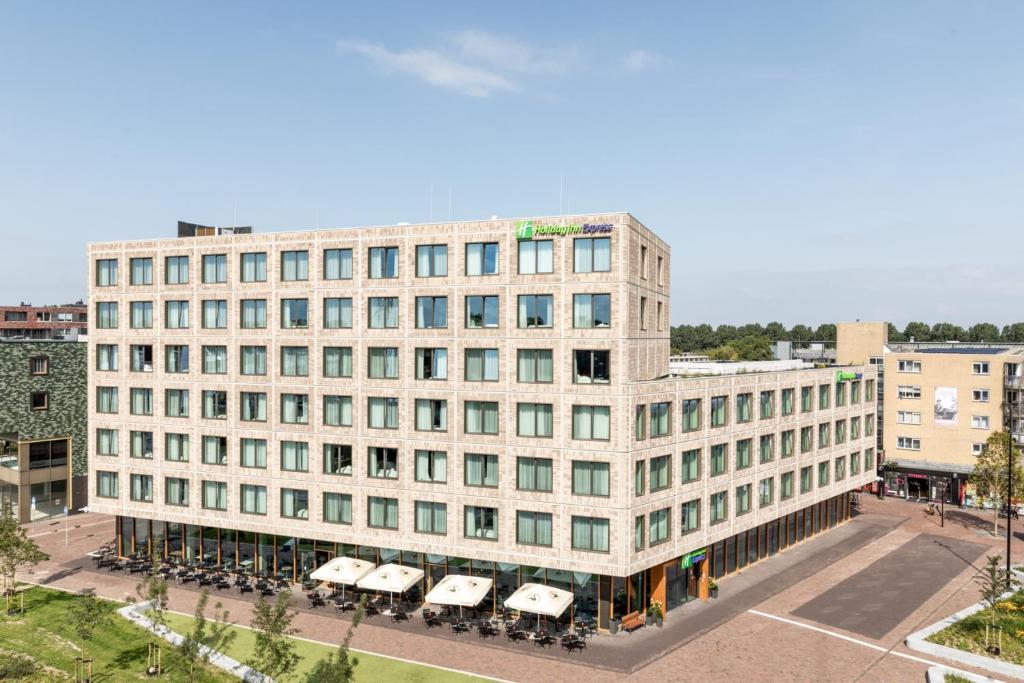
<box><xmin>515</xmin><ymin>220</ymin><xmax>613</xmax><ymax>240</ymax></box>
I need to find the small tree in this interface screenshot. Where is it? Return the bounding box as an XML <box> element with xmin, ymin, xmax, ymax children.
<box><xmin>135</xmin><ymin>541</ymin><xmax>168</xmax><ymax>631</ymax></box>
<box><xmin>248</xmin><ymin>589</ymin><xmax>299</xmax><ymax>681</ymax></box>
<box><xmin>969</xmin><ymin>431</ymin><xmax>1024</xmax><ymax>536</ymax></box>
<box><xmin>304</xmin><ymin>596</ymin><xmax>365</xmax><ymax>683</ymax></box>
<box><xmin>180</xmin><ymin>589</ymin><xmax>236</xmax><ymax>683</ymax></box>
<box><xmin>69</xmin><ymin>589</ymin><xmax>112</xmax><ymax>662</ymax></box>
<box><xmin>0</xmin><ymin>504</ymin><xmax>48</xmax><ymax>605</ymax></box>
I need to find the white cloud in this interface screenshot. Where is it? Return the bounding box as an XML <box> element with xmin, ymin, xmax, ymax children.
<box><xmin>337</xmin><ymin>39</ymin><xmax>515</xmax><ymax>98</ymax></box>
<box><xmin>451</xmin><ymin>29</ymin><xmax>579</xmax><ymax>75</ymax></box>
<box><xmin>622</xmin><ymin>49</ymin><xmax>663</xmax><ymax>71</ymax></box>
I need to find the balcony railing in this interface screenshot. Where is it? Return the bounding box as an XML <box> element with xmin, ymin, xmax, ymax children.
<box><xmin>1005</xmin><ymin>375</ymin><xmax>1024</xmax><ymax>389</ymax></box>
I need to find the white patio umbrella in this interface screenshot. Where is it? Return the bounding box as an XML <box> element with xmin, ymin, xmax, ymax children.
<box><xmin>503</xmin><ymin>582</ymin><xmax>574</xmax><ymax>631</ymax></box>
<box><xmin>424</xmin><ymin>574</ymin><xmax>494</xmax><ymax>619</ymax></box>
<box><xmin>309</xmin><ymin>557</ymin><xmax>375</xmax><ymax>601</ymax></box>
<box><xmin>355</xmin><ymin>563</ymin><xmax>425</xmax><ymax>611</ymax></box>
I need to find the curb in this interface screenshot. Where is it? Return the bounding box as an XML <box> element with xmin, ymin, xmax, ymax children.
<box><xmin>925</xmin><ymin>665</ymin><xmax>1003</xmax><ymax>683</ymax></box>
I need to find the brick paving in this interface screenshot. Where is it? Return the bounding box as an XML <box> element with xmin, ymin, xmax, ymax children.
<box><xmin>17</xmin><ymin>496</ymin><xmax>1024</xmax><ymax>682</ymax></box>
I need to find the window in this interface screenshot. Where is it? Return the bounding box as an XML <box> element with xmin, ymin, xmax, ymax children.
<box><xmin>898</xmin><ymin>385</ymin><xmax>922</xmax><ymax>399</ymax></box>
<box><xmin>640</xmin><ymin>245</ymin><xmax>648</xmax><ymax>278</ymax></box>
<box><xmin>281</xmin><ymin>298</ymin><xmax>309</xmax><ymax>328</ymax></box>
<box><xmin>324</xmin><ymin>298</ymin><xmax>353</xmax><ymax>329</ymax></box>
<box><xmin>777</xmin><ymin>388</ymin><xmax>793</xmax><ymax>416</ymax></box>
<box><xmin>367</xmin><ymin>347</ymin><xmax>398</xmax><ymax>379</ymax></box>
<box><xmin>415</xmin><ymin>296</ymin><xmax>447</xmax><ymax>329</ymax></box>
<box><xmin>240</xmin><ymin>252</ymin><xmax>267</xmax><ymax>282</ymax></box>
<box><xmin>97</xmin><ymin>386</ymin><xmax>118</xmax><ymax>413</ymax></box>
<box><xmin>165</xmin><ymin>389</ymin><xmax>189</xmax><ymax>417</ymax></box>
<box><xmin>517</xmin><ymin>402</ymin><xmax>553</xmax><ymax>437</ymax></box>
<box><xmin>759</xmin><ymin>478</ymin><xmax>774</xmax><ymax>507</ymax></box>
<box><xmin>681</xmin><ymin>449</ymin><xmax>700</xmax><ymax>482</ymax></box>
<box><xmin>818</xmin><ymin>461</ymin><xmax>830</xmax><ymax>486</ymax></box>
<box><xmin>801</xmin><ymin>466</ymin><xmax>813</xmax><ymax>492</ymax></box>
<box><xmin>166</xmin><ymin>478</ymin><xmax>189</xmax><ymax>507</ymax></box>
<box><xmin>711</xmin><ymin>396</ymin><xmax>728</xmax><ymax>427</ymax></box>
<box><xmin>97</xmin><ymin>428</ymin><xmax>118</xmax><ymax>456</ymax></box>
<box><xmin>366</xmin><ymin>396</ymin><xmax>398</xmax><ymax>429</ymax></box>
<box><xmin>657</xmin><ymin>254</ymin><xmax>664</xmax><ymax>285</ymax></box>
<box><xmin>323</xmin><ymin>249</ymin><xmax>352</xmax><ymax>280</ymax></box>
<box><xmin>96</xmin><ymin>471</ymin><xmax>118</xmax><ymax>498</ymax></box>
<box><xmin>239</xmin><ymin>299</ymin><xmax>266</xmax><ymax>329</ymax></box>
<box><xmin>673</xmin><ymin>400</ymin><xmax>699</xmax><ymax>435</ymax></box>
<box><xmin>635</xmin><ymin>460</ymin><xmax>645</xmax><ymax>496</ymax></box>
<box><xmin>199</xmin><ymin>300</ymin><xmax>226</xmax><ymax>329</ymax></box>
<box><xmin>835</xmin><ymin>382</ymin><xmax>846</xmax><ymax>407</ymax></box>
<box><xmin>818</xmin><ymin>384</ymin><xmax>830</xmax><ymax>409</ymax></box>
<box><xmin>324</xmin><ymin>444</ymin><xmax>353</xmax><ymax>475</ymax></box>
<box><xmin>972</xmin><ymin>415</ymin><xmax>990</xmax><ymax>430</ymax></box>
<box><xmin>240</xmin><ymin>345</ymin><xmax>266</xmax><ymax>376</ymax></box>
<box><xmin>851</xmin><ymin>416</ymin><xmax>861</xmax><ymax>440</ymax></box>
<box><xmin>639</xmin><ymin>297</ymin><xmax>647</xmax><ymax>331</ymax></box>
<box><xmin>130</xmin><ymin>257</ymin><xmax>153</xmax><ymax>285</ymax></box>
<box><xmin>415</xmin><ymin>501</ymin><xmax>447</xmax><ymax>534</ymax></box>
<box><xmin>129</xmin><ymin>301</ymin><xmax>153</xmax><ymax>329</ymax></box>
<box><xmin>96</xmin><ymin>302</ymin><xmax>118</xmax><ymax>329</ymax></box>
<box><xmin>760</xmin><ymin>391</ymin><xmax>775</xmax><ymax>419</ymax></box>
<box><xmin>896</xmin><ymin>436</ymin><xmax>921</xmax><ymax>450</ymax></box>
<box><xmin>165</xmin><ymin>433</ymin><xmax>189</xmax><ymax>462</ymax></box>
<box><xmin>30</xmin><ymin>391</ymin><xmax>48</xmax><ymax>411</ymax></box>
<box><xmin>801</xmin><ymin>386</ymin><xmax>813</xmax><ymax>412</ymax></box>
<box><xmin>239</xmin><ymin>391</ymin><xmax>267</xmax><ymax>422</ymax></box>
<box><xmin>281</xmin><ymin>393</ymin><xmax>310</xmax><ymax>424</ymax></box>
<box><xmin>835</xmin><ymin>419</ymin><xmax>847</xmax><ymax>444</ymax></box>
<box><xmin>281</xmin><ymin>250</ymin><xmax>308</xmax><ymax>281</ymax></box>
<box><xmin>202</xmin><ymin>436</ymin><xmax>227</xmax><ymax>466</ymax></box>
<box><xmin>96</xmin><ymin>344</ymin><xmax>118</xmax><ymax>371</ymax></box>
<box><xmin>240</xmin><ymin>438</ymin><xmax>267</xmax><ymax>468</ymax></box>
<box><xmin>710</xmin><ymin>444</ymin><xmax>727</xmax><ymax>476</ymax></box>
<box><xmin>736</xmin><ymin>484</ymin><xmax>751</xmax><ymax>515</ymax></box>
<box><xmin>201</xmin><ymin>345</ymin><xmax>227</xmax><ymax>374</ymax></box>
<box><xmin>573</xmin><ymin>237</ymin><xmax>611</xmax><ymax>273</ymax></box>
<box><xmin>130</xmin><ymin>474</ymin><xmax>153</xmax><ymax>502</ymax></box>
<box><xmin>851</xmin><ymin>452</ymin><xmax>861</xmax><ymax>475</ymax></box>
<box><xmin>650</xmin><ymin>508</ymin><xmax>670</xmax><ymax>545</ymax></box>
<box><xmin>636</xmin><ymin>405</ymin><xmax>646</xmax><ymax>440</ymax></box>
<box><xmin>465</xmin><ymin>295</ymin><xmax>499</xmax><ymax>328</ymax></box>
<box><xmin>801</xmin><ymin>426</ymin><xmax>814</xmax><ymax>453</ymax></box>
<box><xmin>634</xmin><ymin>514</ymin><xmax>645</xmax><ymax>552</ymax></box>
<box><xmin>897</xmin><ymin>411</ymin><xmax>921</xmax><ymax>425</ymax></box>
<box><xmin>851</xmin><ymin>381</ymin><xmax>861</xmax><ymax>404</ymax></box>
<box><xmin>368</xmin><ymin>297</ymin><xmax>399</xmax><ymax>328</ymax></box>
<box><xmin>781</xmin><ymin>471</ymin><xmax>795</xmax><ymax>499</ymax></box>
<box><xmin>735</xmin><ymin>439</ymin><xmax>752</xmax><ymax>469</ymax></box>
<box><xmin>202</xmin><ymin>390</ymin><xmax>227</xmax><ymax>419</ymax></box>
<box><xmin>165</xmin><ymin>300</ymin><xmax>189</xmax><ymax>329</ymax></box>
<box><xmin>897</xmin><ymin>360</ymin><xmax>921</xmax><ymax>373</ymax></box>
<box><xmin>818</xmin><ymin>422</ymin><xmax>830</xmax><ymax>447</ymax></box>
<box><xmin>415</xmin><ymin>245</ymin><xmax>448</xmax><ymax>277</ymax></box>
<box><xmin>782</xmin><ymin>429</ymin><xmax>795</xmax><ymax>458</ymax></box>
<box><xmin>465</xmin><ymin>242</ymin><xmax>499</xmax><ymax>276</ymax></box>
<box><xmin>650</xmin><ymin>402</ymin><xmax>671</xmax><ymax>436</ymax></box>
<box><xmin>972</xmin><ymin>443</ymin><xmax>985</xmax><ymax>456</ymax></box>
<box><xmin>415</xmin><ymin>450</ymin><xmax>447</xmax><ymax>483</ymax></box>
<box><xmin>324</xmin><ymin>347</ymin><xmax>353</xmax><ymax>378</ymax></box>
<box><xmin>973</xmin><ymin>389</ymin><xmax>990</xmax><ymax>402</ymax></box>
<box><xmin>465</xmin><ymin>452</ymin><xmax>498</xmax><ymax>487</ymax></box>
<box><xmin>517</xmin><ymin>295</ymin><xmax>553</xmax><ymax>328</ymax></box>
<box><xmin>650</xmin><ymin>455</ymin><xmax>670</xmax><ymax>491</ymax></box>
<box><xmin>281</xmin><ymin>488</ymin><xmax>309</xmax><ymax>519</ymax></box>
<box><xmin>240</xmin><ymin>485</ymin><xmax>267</xmax><ymax>515</ymax></box>
<box><xmin>465</xmin><ymin>506</ymin><xmax>498</xmax><ymax>539</ymax></box>
<box><xmin>760</xmin><ymin>434</ymin><xmax>775</xmax><ymax>463</ymax></box>
<box><xmin>517</xmin><ymin>456</ymin><xmax>552</xmax><ymax>491</ymax></box>
<box><xmin>281</xmin><ymin>346</ymin><xmax>309</xmax><ymax>376</ymax></box>
<box><xmin>710</xmin><ymin>491</ymin><xmax>728</xmax><ymax>524</ymax></box>
<box><xmin>736</xmin><ymin>393</ymin><xmax>752</xmax><ymax>423</ymax></box>
<box><xmin>281</xmin><ymin>441</ymin><xmax>309</xmax><ymax>472</ymax></box>
<box><xmin>415</xmin><ymin>399</ymin><xmax>447</xmax><ymax>431</ymax></box>
<box><xmin>368</xmin><ymin>246</ymin><xmax>398</xmax><ymax>279</ymax></box>
<box><xmin>464</xmin><ymin>401</ymin><xmax>499</xmax><ymax>434</ymax></box>
<box><xmin>368</xmin><ymin>496</ymin><xmax>399</xmax><ymax>529</ymax></box>
<box><xmin>202</xmin><ymin>481</ymin><xmax>227</xmax><ymax>510</ymax></box>
<box><xmin>96</xmin><ymin>259</ymin><xmax>118</xmax><ymax>286</ymax></box>
<box><xmin>323</xmin><ymin>395</ymin><xmax>353</xmax><ymax>427</ymax></box>
<box><xmin>129</xmin><ymin>431</ymin><xmax>153</xmax><ymax>459</ymax></box>
<box><xmin>681</xmin><ymin>499</ymin><xmax>700</xmax><ymax>534</ymax></box>
<box><xmin>835</xmin><ymin>456</ymin><xmax>846</xmax><ymax>481</ymax></box>
<box><xmin>516</xmin><ymin>511</ymin><xmax>552</xmax><ymax>546</ymax></box>
<box><xmin>572</xmin><ymin>461</ymin><xmax>610</xmax><ymax>496</ymax></box>
<box><xmin>865</xmin><ymin>448</ymin><xmax>875</xmax><ymax>471</ymax></box>
<box><xmin>324</xmin><ymin>492</ymin><xmax>352</xmax><ymax>524</ymax></box>
<box><xmin>572</xmin><ymin>405</ymin><xmax>610</xmax><ymax>440</ymax></box>
<box><xmin>518</xmin><ymin>240</ymin><xmax>553</xmax><ymax>274</ymax></box>
<box><xmin>409</xmin><ymin>347</ymin><xmax>445</xmax><ymax>380</ymax></box>
<box><xmin>202</xmin><ymin>254</ymin><xmax>227</xmax><ymax>283</ymax></box>
<box><xmin>516</xmin><ymin>349</ymin><xmax>551</xmax><ymax>383</ymax></box>
<box><xmin>130</xmin><ymin>388</ymin><xmax>153</xmax><ymax>416</ymax></box>
<box><xmin>572</xmin><ymin>294</ymin><xmax>611</xmax><ymax>328</ymax></box>
<box><xmin>571</xmin><ymin>516</ymin><xmax>609</xmax><ymax>551</ymax></box>
<box><xmin>129</xmin><ymin>344</ymin><xmax>153</xmax><ymax>372</ymax></box>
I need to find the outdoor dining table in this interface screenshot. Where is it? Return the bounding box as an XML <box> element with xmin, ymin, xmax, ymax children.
<box><xmin>532</xmin><ymin>631</ymin><xmax>556</xmax><ymax>649</ymax></box>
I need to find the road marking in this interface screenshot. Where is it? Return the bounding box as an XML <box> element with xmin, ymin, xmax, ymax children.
<box><xmin>747</xmin><ymin>609</ymin><xmax>942</xmax><ymax>667</ymax></box>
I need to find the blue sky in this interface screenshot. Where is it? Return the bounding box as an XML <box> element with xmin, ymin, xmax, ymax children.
<box><xmin>1</xmin><ymin>1</ymin><xmax>1022</xmax><ymax>326</ymax></box>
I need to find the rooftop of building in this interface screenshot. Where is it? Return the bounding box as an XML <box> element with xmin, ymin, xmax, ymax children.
<box><xmin>887</xmin><ymin>341</ymin><xmax>1024</xmax><ymax>356</ymax></box>
<box><xmin>660</xmin><ymin>358</ymin><xmax>856</xmax><ymax>379</ymax></box>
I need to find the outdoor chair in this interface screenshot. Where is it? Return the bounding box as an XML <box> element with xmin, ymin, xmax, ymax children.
<box><xmin>451</xmin><ymin>621</ymin><xmax>471</xmax><ymax>635</ymax></box>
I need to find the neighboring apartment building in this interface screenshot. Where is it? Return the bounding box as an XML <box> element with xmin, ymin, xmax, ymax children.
<box><xmin>0</xmin><ymin>303</ymin><xmax>88</xmax><ymax>339</ymax></box>
<box><xmin>87</xmin><ymin>213</ymin><xmax>876</xmax><ymax>627</ymax></box>
<box><xmin>0</xmin><ymin>339</ymin><xmax>88</xmax><ymax>522</ymax></box>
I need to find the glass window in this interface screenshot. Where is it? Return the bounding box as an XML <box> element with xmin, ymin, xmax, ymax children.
<box><xmin>650</xmin><ymin>508</ymin><xmax>670</xmax><ymax>545</ymax></box>
<box><xmin>781</xmin><ymin>471</ymin><xmax>795</xmax><ymax>499</ymax></box>
<box><xmin>240</xmin><ymin>252</ymin><xmax>267</xmax><ymax>282</ymax></box>
<box><xmin>369</xmin><ymin>246</ymin><xmax>399</xmax><ymax>279</ymax></box>
<box><xmin>851</xmin><ymin>381</ymin><xmax>861</xmax><ymax>404</ymax></box>
<box><xmin>96</xmin><ymin>344</ymin><xmax>118</xmax><ymax>371</ymax></box>
<box><xmin>464</xmin><ymin>506</ymin><xmax>498</xmax><ymax>539</ymax></box>
<box><xmin>760</xmin><ymin>391</ymin><xmax>775</xmax><ymax>419</ymax></box>
<box><xmin>324</xmin><ymin>492</ymin><xmax>353</xmax><ymax>524</ymax></box>
<box><xmin>165</xmin><ymin>477</ymin><xmax>189</xmax><ymax>507</ymax></box>
<box><xmin>415</xmin><ymin>502</ymin><xmax>447</xmax><ymax>534</ymax></box>
<box><xmin>281</xmin><ymin>441</ymin><xmax>309</xmax><ymax>472</ymax></box>
<box><xmin>202</xmin><ymin>345</ymin><xmax>227</xmax><ymax>374</ymax></box>
<box><xmin>368</xmin><ymin>496</ymin><xmax>399</xmax><ymax>529</ymax></box>
<box><xmin>415</xmin><ymin>348</ymin><xmax>447</xmax><ymax>380</ymax></box>
<box><xmin>281</xmin><ymin>298</ymin><xmax>309</xmax><ymax>328</ymax></box>
<box><xmin>240</xmin><ymin>438</ymin><xmax>267</xmax><ymax>468</ymax></box>
<box><xmin>366</xmin><ymin>397</ymin><xmax>398</xmax><ymax>429</ymax></box>
<box><xmin>323</xmin><ymin>395</ymin><xmax>353</xmax><ymax>427</ymax></box>
<box><xmin>464</xmin><ymin>401</ymin><xmax>499</xmax><ymax>434</ymax></box>
<box><xmin>681</xmin><ymin>448</ymin><xmax>700</xmax><ymax>482</ymax></box>
<box><xmin>681</xmin><ymin>499</ymin><xmax>700</xmax><ymax>534</ymax></box>
<box><xmin>650</xmin><ymin>455</ymin><xmax>670</xmax><ymax>491</ymax></box>
<box><xmin>835</xmin><ymin>456</ymin><xmax>846</xmax><ymax>481</ymax></box>
<box><xmin>760</xmin><ymin>434</ymin><xmax>775</xmax><ymax>463</ymax></box>
<box><xmin>202</xmin><ymin>480</ymin><xmax>227</xmax><ymax>510</ymax></box>
<box><xmin>241</xmin><ymin>485</ymin><xmax>267</xmax><ymax>515</ymax></box>
<box><xmin>735</xmin><ymin>483</ymin><xmax>751</xmax><ymax>515</ymax></box>
<box><xmin>201</xmin><ymin>300</ymin><xmax>227</xmax><ymax>329</ymax></box>
<box><xmin>239</xmin><ymin>299</ymin><xmax>266</xmax><ymax>329</ymax></box>
<box><xmin>465</xmin><ymin>453</ymin><xmax>498</xmax><ymax>487</ymax></box>
<box><xmin>635</xmin><ymin>460</ymin><xmax>645</xmax><ymax>496</ymax></box>
<box><xmin>130</xmin><ymin>431</ymin><xmax>154</xmax><ymax>459</ymax></box>
<box><xmin>818</xmin><ymin>461</ymin><xmax>830</xmax><ymax>486</ymax></box>
<box><xmin>516</xmin><ymin>457</ymin><xmax>552</xmax><ymax>492</ymax></box>
<box><xmin>324</xmin><ymin>347</ymin><xmax>353</xmax><ymax>378</ymax></box>
<box><xmin>367</xmin><ymin>347</ymin><xmax>398</xmax><ymax>379</ymax></box>
<box><xmin>835</xmin><ymin>419</ymin><xmax>847</xmax><ymax>444</ymax></box>
<box><xmin>324</xmin><ymin>298</ymin><xmax>353</xmax><ymax>329</ymax></box>
<box><xmin>835</xmin><ymin>382</ymin><xmax>846</xmax><ymax>407</ymax></box>
<box><xmin>571</xmin><ymin>461</ymin><xmax>610</xmax><ymax>496</ymax></box>
<box><xmin>517</xmin><ymin>295</ymin><xmax>552</xmax><ymax>328</ymax></box>
<box><xmin>635</xmin><ymin>405</ymin><xmax>646</xmax><ymax>440</ymax></box>
<box><xmin>165</xmin><ymin>300</ymin><xmax>189</xmax><ymax>329</ymax></box>
<box><xmin>96</xmin><ymin>386</ymin><xmax>118</xmax><ymax>413</ymax></box>
<box><xmin>165</xmin><ymin>389</ymin><xmax>189</xmax><ymax>417</ymax></box>
<box><xmin>736</xmin><ymin>439</ymin><xmax>752</xmax><ymax>469</ymax></box>
<box><xmin>281</xmin><ymin>488</ymin><xmax>309</xmax><ymax>519</ymax></box>
<box><xmin>281</xmin><ymin>346</ymin><xmax>309</xmax><ymax>376</ymax></box>
<box><xmin>97</xmin><ymin>428</ymin><xmax>119</xmax><ymax>456</ymax></box>
<box><xmin>572</xmin><ymin>405</ymin><xmax>610</xmax><ymax>440</ymax></box>
<box><xmin>681</xmin><ymin>398</ymin><xmax>700</xmax><ymax>432</ymax></box>
<box><xmin>324</xmin><ymin>249</ymin><xmax>353</xmax><ymax>280</ymax></box>
<box><xmin>818</xmin><ymin>422</ymin><xmax>830</xmax><ymax>447</ymax></box>
<box><xmin>517</xmin><ymin>240</ymin><xmax>553</xmax><ymax>274</ymax></box>
<box><xmin>710</xmin><ymin>443</ymin><xmax>727</xmax><ymax>475</ymax></box>
<box><xmin>130</xmin><ymin>388</ymin><xmax>153</xmax><ymax>416</ymax></box>
<box><xmin>759</xmin><ymin>478</ymin><xmax>774</xmax><ymax>506</ymax></box>
<box><xmin>368</xmin><ymin>297</ymin><xmax>399</xmax><ymax>328</ymax></box>
<box><xmin>96</xmin><ymin>302</ymin><xmax>118</xmax><ymax>329</ymax></box>
<box><xmin>516</xmin><ymin>349</ymin><xmax>551</xmax><ymax>383</ymax></box>
<box><xmin>572</xmin><ymin>293</ymin><xmax>610</xmax><ymax>328</ymax></box>
<box><xmin>818</xmin><ymin>384</ymin><xmax>830</xmax><ymax>409</ymax></box>
<box><xmin>202</xmin><ymin>436</ymin><xmax>227</xmax><ymax>465</ymax></box>
<box><xmin>130</xmin><ymin>344</ymin><xmax>154</xmax><ymax>372</ymax></box>
<box><xmin>202</xmin><ymin>390</ymin><xmax>227</xmax><ymax>419</ymax></box>
<box><xmin>801</xmin><ymin>466</ymin><xmax>813</xmax><ymax>492</ymax></box>
<box><xmin>96</xmin><ymin>471</ymin><xmax>118</xmax><ymax>498</ymax></box>
<box><xmin>130</xmin><ymin>301</ymin><xmax>153</xmax><ymax>329</ymax></box>
<box><xmin>571</xmin><ymin>516</ymin><xmax>609</xmax><ymax>551</ymax></box>
<box><xmin>801</xmin><ymin>426</ymin><xmax>814</xmax><ymax>453</ymax></box>
<box><xmin>465</xmin><ymin>295</ymin><xmax>499</xmax><ymax>328</ymax></box>
<box><xmin>516</xmin><ymin>511</ymin><xmax>552</xmax><ymax>546</ymax></box>
<box><xmin>736</xmin><ymin>393</ymin><xmax>752</xmax><ymax>423</ymax></box>
<box><xmin>96</xmin><ymin>259</ymin><xmax>118</xmax><ymax>286</ymax></box>
<box><xmin>650</xmin><ymin>402</ymin><xmax>671</xmax><ymax>436</ymax></box>
<box><xmin>415</xmin><ymin>399</ymin><xmax>447</xmax><ymax>431</ymax></box>
<box><xmin>130</xmin><ymin>257</ymin><xmax>153</xmax><ymax>285</ymax></box>
<box><xmin>202</xmin><ymin>254</ymin><xmax>227</xmax><ymax>283</ymax></box>
<box><xmin>415</xmin><ymin>245</ymin><xmax>447</xmax><ymax>277</ymax></box>
<box><xmin>281</xmin><ymin>393</ymin><xmax>310</xmax><ymax>424</ymax></box>
<box><xmin>573</xmin><ymin>237</ymin><xmax>611</xmax><ymax>273</ymax></box>
<box><xmin>281</xmin><ymin>250</ymin><xmax>308</xmax><ymax>281</ymax></box>
<box><xmin>415</xmin><ymin>450</ymin><xmax>447</xmax><ymax>483</ymax></box>
<box><xmin>573</xmin><ymin>350</ymin><xmax>609</xmax><ymax>384</ymax></box>
<box><xmin>239</xmin><ymin>391</ymin><xmax>267</xmax><ymax>422</ymax></box>
<box><xmin>240</xmin><ymin>345</ymin><xmax>267</xmax><ymax>376</ymax></box>
<box><xmin>465</xmin><ymin>242</ymin><xmax>499</xmax><ymax>276</ymax></box>
<box><xmin>130</xmin><ymin>474</ymin><xmax>153</xmax><ymax>502</ymax></box>
<box><xmin>324</xmin><ymin>444</ymin><xmax>353</xmax><ymax>475</ymax></box>
<box><xmin>164</xmin><ymin>255</ymin><xmax>189</xmax><ymax>284</ymax></box>
<box><xmin>165</xmin><ymin>433</ymin><xmax>189</xmax><ymax>462</ymax></box>
<box><xmin>710</xmin><ymin>396</ymin><xmax>728</xmax><ymax>426</ymax></box>
<box><xmin>415</xmin><ymin>296</ymin><xmax>447</xmax><ymax>329</ymax></box>
<box><xmin>517</xmin><ymin>402</ymin><xmax>553</xmax><ymax>437</ymax></box>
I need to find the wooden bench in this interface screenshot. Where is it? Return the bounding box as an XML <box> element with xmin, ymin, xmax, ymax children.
<box><xmin>620</xmin><ymin>611</ymin><xmax>645</xmax><ymax>633</ymax></box>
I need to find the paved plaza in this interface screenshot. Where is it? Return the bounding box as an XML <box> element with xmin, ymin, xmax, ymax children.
<box><xmin>19</xmin><ymin>496</ymin><xmax>1024</xmax><ymax>682</ymax></box>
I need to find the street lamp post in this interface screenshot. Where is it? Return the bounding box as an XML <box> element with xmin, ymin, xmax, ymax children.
<box><xmin>1008</xmin><ymin>399</ymin><xmax>1016</xmax><ymax>586</ymax></box>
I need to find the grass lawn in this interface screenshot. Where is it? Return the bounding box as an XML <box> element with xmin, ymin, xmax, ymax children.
<box><xmin>0</xmin><ymin>585</ymin><xmax>232</xmax><ymax>682</ymax></box>
<box><xmin>162</xmin><ymin>610</ymin><xmax>488</xmax><ymax>683</ymax></box>
<box><xmin>927</xmin><ymin>589</ymin><xmax>1024</xmax><ymax>665</ymax></box>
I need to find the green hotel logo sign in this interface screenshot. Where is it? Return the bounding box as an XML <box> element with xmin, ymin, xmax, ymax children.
<box><xmin>835</xmin><ymin>370</ymin><xmax>864</xmax><ymax>382</ymax></box>
<box><xmin>681</xmin><ymin>547</ymin><xmax>707</xmax><ymax>569</ymax></box>
<box><xmin>515</xmin><ymin>220</ymin><xmax>613</xmax><ymax>241</ymax></box>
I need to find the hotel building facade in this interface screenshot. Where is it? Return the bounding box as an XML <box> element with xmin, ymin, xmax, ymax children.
<box><xmin>87</xmin><ymin>213</ymin><xmax>876</xmax><ymax>627</ymax></box>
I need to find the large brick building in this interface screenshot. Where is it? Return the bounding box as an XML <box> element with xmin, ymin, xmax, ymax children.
<box><xmin>0</xmin><ymin>303</ymin><xmax>88</xmax><ymax>340</ymax></box>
